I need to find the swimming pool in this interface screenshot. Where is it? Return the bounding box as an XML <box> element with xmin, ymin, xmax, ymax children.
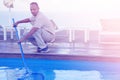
<box><xmin>0</xmin><ymin>57</ymin><xmax>120</xmax><ymax>80</ymax></box>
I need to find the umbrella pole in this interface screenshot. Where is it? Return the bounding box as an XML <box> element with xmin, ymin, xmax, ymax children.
<box><xmin>9</xmin><ymin>8</ymin><xmax>13</xmax><ymax>40</ymax></box>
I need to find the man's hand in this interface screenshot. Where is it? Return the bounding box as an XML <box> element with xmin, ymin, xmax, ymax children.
<box><xmin>13</xmin><ymin>22</ymin><xmax>19</xmax><ymax>27</ymax></box>
<box><xmin>17</xmin><ymin>37</ymin><xmax>25</xmax><ymax>43</ymax></box>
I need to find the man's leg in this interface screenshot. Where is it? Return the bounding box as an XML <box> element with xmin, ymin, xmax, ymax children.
<box><xmin>28</xmin><ymin>36</ymin><xmax>38</xmax><ymax>46</ymax></box>
<box><xmin>33</xmin><ymin>29</ymin><xmax>54</xmax><ymax>49</ymax></box>
<box><xmin>23</xmin><ymin>31</ymin><xmax>38</xmax><ymax>46</ymax></box>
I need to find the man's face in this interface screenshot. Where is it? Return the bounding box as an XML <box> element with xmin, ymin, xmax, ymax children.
<box><xmin>30</xmin><ymin>4</ymin><xmax>39</xmax><ymax>16</ymax></box>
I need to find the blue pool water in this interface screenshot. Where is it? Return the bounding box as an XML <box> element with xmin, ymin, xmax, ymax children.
<box><xmin>0</xmin><ymin>58</ymin><xmax>120</xmax><ymax>80</ymax></box>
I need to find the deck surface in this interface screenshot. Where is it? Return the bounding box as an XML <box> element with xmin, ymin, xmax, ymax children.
<box><xmin>0</xmin><ymin>41</ymin><xmax>120</xmax><ymax>62</ymax></box>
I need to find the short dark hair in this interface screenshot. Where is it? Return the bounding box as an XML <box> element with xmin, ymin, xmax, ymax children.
<box><xmin>30</xmin><ymin>2</ymin><xmax>39</xmax><ymax>7</ymax></box>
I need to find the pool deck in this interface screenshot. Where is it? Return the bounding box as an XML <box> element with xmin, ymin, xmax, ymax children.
<box><xmin>0</xmin><ymin>40</ymin><xmax>120</xmax><ymax>62</ymax></box>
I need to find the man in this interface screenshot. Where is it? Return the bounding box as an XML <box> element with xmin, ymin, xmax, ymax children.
<box><xmin>13</xmin><ymin>2</ymin><xmax>55</xmax><ymax>52</ymax></box>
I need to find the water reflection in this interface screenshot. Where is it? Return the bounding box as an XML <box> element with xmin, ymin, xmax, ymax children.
<box><xmin>54</xmin><ymin>70</ymin><xmax>104</xmax><ymax>80</ymax></box>
<box><xmin>0</xmin><ymin>67</ymin><xmax>104</xmax><ymax>80</ymax></box>
<box><xmin>0</xmin><ymin>67</ymin><xmax>32</xmax><ymax>80</ymax></box>
<box><xmin>0</xmin><ymin>67</ymin><xmax>119</xmax><ymax>80</ymax></box>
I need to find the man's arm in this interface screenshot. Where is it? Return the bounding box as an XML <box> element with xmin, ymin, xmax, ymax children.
<box><xmin>13</xmin><ymin>18</ymin><xmax>31</xmax><ymax>27</ymax></box>
<box><xmin>18</xmin><ymin>27</ymin><xmax>39</xmax><ymax>43</ymax></box>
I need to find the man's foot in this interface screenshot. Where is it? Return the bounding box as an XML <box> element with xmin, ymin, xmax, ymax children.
<box><xmin>37</xmin><ymin>46</ymin><xmax>49</xmax><ymax>53</ymax></box>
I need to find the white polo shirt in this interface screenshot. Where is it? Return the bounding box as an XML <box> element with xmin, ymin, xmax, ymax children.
<box><xmin>29</xmin><ymin>12</ymin><xmax>55</xmax><ymax>34</ymax></box>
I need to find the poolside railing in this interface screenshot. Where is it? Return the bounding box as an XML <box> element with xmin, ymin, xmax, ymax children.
<box><xmin>0</xmin><ymin>25</ymin><xmax>101</xmax><ymax>44</ymax></box>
